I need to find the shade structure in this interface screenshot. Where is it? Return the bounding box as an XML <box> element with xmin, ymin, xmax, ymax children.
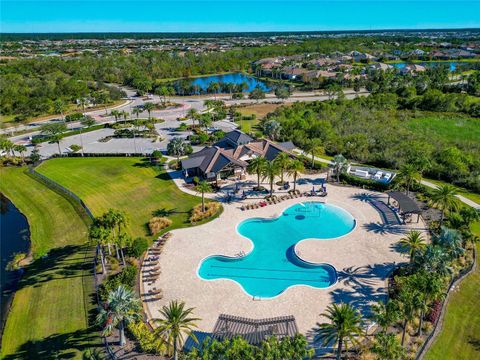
<box><xmin>212</xmin><ymin>314</ymin><xmax>299</xmax><ymax>345</ymax></box>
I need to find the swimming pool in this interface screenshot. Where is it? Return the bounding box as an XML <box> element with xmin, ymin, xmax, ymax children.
<box><xmin>198</xmin><ymin>202</ymin><xmax>355</xmax><ymax>298</ymax></box>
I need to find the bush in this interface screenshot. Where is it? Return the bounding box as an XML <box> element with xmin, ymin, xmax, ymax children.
<box><xmin>128</xmin><ymin>321</ymin><xmax>165</xmax><ymax>354</ymax></box>
<box><xmin>65</xmin><ymin>112</ymin><xmax>84</xmax><ymax>122</ymax></box>
<box><xmin>148</xmin><ymin>217</ymin><xmax>172</xmax><ymax>235</ymax></box>
<box><xmin>426</xmin><ymin>300</ymin><xmax>443</xmax><ymax>323</ymax></box>
<box><xmin>126</xmin><ymin>237</ymin><xmax>149</xmax><ymax>258</ymax></box>
<box><xmin>107</xmin><ymin>255</ymin><xmax>120</xmax><ymax>271</ymax></box>
<box><xmin>98</xmin><ymin>265</ymin><xmax>138</xmax><ymax>301</ymax></box>
<box><xmin>190</xmin><ymin>202</ymin><xmax>222</xmax><ymax>223</ymax></box>
<box><xmin>69</xmin><ymin>144</ymin><xmax>82</xmax><ymax>152</ymax></box>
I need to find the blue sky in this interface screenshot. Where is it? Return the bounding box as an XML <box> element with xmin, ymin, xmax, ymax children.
<box><xmin>2</xmin><ymin>1</ymin><xmax>480</xmax><ymax>33</ymax></box>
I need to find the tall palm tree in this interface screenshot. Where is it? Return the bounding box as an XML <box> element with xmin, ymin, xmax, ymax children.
<box><xmin>54</xmin><ymin>99</ymin><xmax>66</xmax><ymax>123</ymax></box>
<box><xmin>287</xmin><ymin>159</ymin><xmax>305</xmax><ymax>191</ymax></box>
<box><xmin>187</xmin><ymin>108</ymin><xmax>199</xmax><ymax>127</ymax></box>
<box><xmin>396</xmin><ymin>289</ymin><xmax>418</xmax><ymax>346</ymax></box>
<box><xmin>274</xmin><ymin>152</ymin><xmax>291</xmax><ymax>183</ymax></box>
<box><xmin>154</xmin><ymin>300</ymin><xmax>200</xmax><ymax>360</ymax></box>
<box><xmin>370</xmin><ymin>301</ymin><xmax>400</xmax><ymax>333</ymax></box>
<box><xmin>96</xmin><ymin>285</ymin><xmax>141</xmax><ymax>347</ymax></box>
<box><xmin>431</xmin><ymin>184</ymin><xmax>459</xmax><ymax>226</ymax></box>
<box><xmin>397</xmin><ymin>164</ymin><xmax>421</xmax><ymax>195</ymax></box>
<box><xmin>143</xmin><ymin>102</ymin><xmax>155</xmax><ymax>121</ymax></box>
<box><xmin>262</xmin><ymin>160</ymin><xmax>280</xmax><ymax>196</ymax></box>
<box><xmin>399</xmin><ymin>230</ymin><xmax>426</xmax><ymax>264</ymax></box>
<box><xmin>247</xmin><ymin>156</ymin><xmax>267</xmax><ymax>190</ymax></box>
<box><xmin>332</xmin><ymin>154</ymin><xmax>348</xmax><ymax>183</ymax></box>
<box><xmin>110</xmin><ymin>109</ymin><xmax>120</xmax><ymax>123</ymax></box>
<box><xmin>195</xmin><ymin>181</ymin><xmax>212</xmax><ymax>213</ymax></box>
<box><xmin>89</xmin><ymin>221</ymin><xmax>111</xmax><ymax>274</ymax></box>
<box><xmin>314</xmin><ymin>303</ymin><xmax>362</xmax><ymax>360</ymax></box>
<box><xmin>303</xmin><ymin>139</ymin><xmax>322</xmax><ymax>169</ymax></box>
<box><xmin>41</xmin><ymin>122</ymin><xmax>67</xmax><ymax>155</ymax></box>
<box><xmin>371</xmin><ymin>332</ymin><xmax>405</xmax><ymax>360</ymax></box>
<box><xmin>411</xmin><ymin>271</ymin><xmax>444</xmax><ymax>336</ymax></box>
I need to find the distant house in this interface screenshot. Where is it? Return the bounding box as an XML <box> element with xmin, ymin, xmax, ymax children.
<box><xmin>399</xmin><ymin>64</ymin><xmax>426</xmax><ymax>75</ymax></box>
<box><xmin>350</xmin><ymin>51</ymin><xmax>377</xmax><ymax>62</ymax></box>
<box><xmin>181</xmin><ymin>130</ymin><xmax>296</xmax><ymax>182</ymax></box>
<box><xmin>368</xmin><ymin>63</ymin><xmax>393</xmax><ymax>71</ymax></box>
<box><xmin>281</xmin><ymin>66</ymin><xmax>309</xmax><ymax>80</ymax></box>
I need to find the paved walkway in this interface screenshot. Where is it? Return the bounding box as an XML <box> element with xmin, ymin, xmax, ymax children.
<box><xmin>142</xmin><ymin>174</ymin><xmax>428</xmax><ymax>335</ymax></box>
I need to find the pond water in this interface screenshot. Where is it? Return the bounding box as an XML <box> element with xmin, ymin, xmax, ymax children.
<box><xmin>391</xmin><ymin>62</ymin><xmax>459</xmax><ymax>72</ymax></box>
<box><xmin>0</xmin><ymin>194</ymin><xmax>30</xmax><ymax>328</ymax></box>
<box><xmin>187</xmin><ymin>73</ymin><xmax>271</xmax><ymax>92</ymax></box>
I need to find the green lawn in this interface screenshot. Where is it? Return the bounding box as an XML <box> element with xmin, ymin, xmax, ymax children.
<box><xmin>37</xmin><ymin>157</ymin><xmax>208</xmax><ymax>239</ymax></box>
<box><xmin>425</xmin><ymin>221</ymin><xmax>480</xmax><ymax>360</ymax></box>
<box><xmin>406</xmin><ymin>114</ymin><xmax>480</xmax><ymax>147</ymax></box>
<box><xmin>0</xmin><ymin>167</ymin><xmax>98</xmax><ymax>359</ymax></box>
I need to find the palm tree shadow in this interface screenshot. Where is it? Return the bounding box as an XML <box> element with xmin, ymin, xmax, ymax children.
<box><xmin>362</xmin><ymin>222</ymin><xmax>410</xmax><ymax>235</ymax></box>
<box><xmin>153</xmin><ymin>208</ymin><xmax>179</xmax><ymax>217</ymax></box>
<box><xmin>2</xmin><ymin>328</ymin><xmax>101</xmax><ymax>360</ymax></box>
<box><xmin>350</xmin><ymin>192</ymin><xmax>383</xmax><ymax>202</ymax></box>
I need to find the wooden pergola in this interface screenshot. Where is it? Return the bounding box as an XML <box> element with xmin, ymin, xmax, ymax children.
<box><xmin>212</xmin><ymin>314</ymin><xmax>299</xmax><ymax>345</ymax></box>
<box><xmin>387</xmin><ymin>191</ymin><xmax>422</xmax><ymax>223</ymax></box>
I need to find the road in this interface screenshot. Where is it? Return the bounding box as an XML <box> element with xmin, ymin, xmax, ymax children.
<box><xmin>294</xmin><ymin>150</ymin><xmax>480</xmax><ymax>210</ymax></box>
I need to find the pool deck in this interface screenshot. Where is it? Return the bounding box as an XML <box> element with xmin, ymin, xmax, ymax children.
<box><xmin>142</xmin><ymin>175</ymin><xmax>428</xmax><ymax>336</ymax></box>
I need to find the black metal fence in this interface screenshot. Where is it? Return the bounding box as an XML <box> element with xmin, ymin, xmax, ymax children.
<box><xmin>27</xmin><ymin>166</ymin><xmax>94</xmax><ymax>220</ymax></box>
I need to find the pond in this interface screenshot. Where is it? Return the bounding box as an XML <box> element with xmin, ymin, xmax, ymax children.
<box><xmin>0</xmin><ymin>194</ymin><xmax>30</xmax><ymax>329</ymax></box>
<box><xmin>177</xmin><ymin>73</ymin><xmax>271</xmax><ymax>94</ymax></box>
<box><xmin>391</xmin><ymin>62</ymin><xmax>459</xmax><ymax>72</ymax></box>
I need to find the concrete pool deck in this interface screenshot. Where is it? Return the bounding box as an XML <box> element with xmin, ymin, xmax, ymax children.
<box><xmin>142</xmin><ymin>176</ymin><xmax>428</xmax><ymax>335</ymax></box>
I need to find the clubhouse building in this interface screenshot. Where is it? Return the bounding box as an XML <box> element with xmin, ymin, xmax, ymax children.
<box><xmin>181</xmin><ymin>130</ymin><xmax>295</xmax><ymax>182</ymax></box>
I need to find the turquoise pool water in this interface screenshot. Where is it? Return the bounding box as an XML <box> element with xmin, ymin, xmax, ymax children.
<box><xmin>198</xmin><ymin>202</ymin><xmax>355</xmax><ymax>298</ymax></box>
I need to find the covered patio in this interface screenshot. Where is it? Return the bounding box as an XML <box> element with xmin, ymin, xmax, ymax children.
<box><xmin>386</xmin><ymin>191</ymin><xmax>422</xmax><ymax>223</ymax></box>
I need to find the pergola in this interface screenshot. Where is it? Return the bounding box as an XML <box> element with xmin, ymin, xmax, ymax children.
<box><xmin>212</xmin><ymin>314</ymin><xmax>299</xmax><ymax>345</ymax></box>
<box><xmin>387</xmin><ymin>191</ymin><xmax>422</xmax><ymax>223</ymax></box>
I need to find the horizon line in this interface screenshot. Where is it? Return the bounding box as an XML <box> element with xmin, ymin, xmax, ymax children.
<box><xmin>3</xmin><ymin>27</ymin><xmax>480</xmax><ymax>36</ymax></box>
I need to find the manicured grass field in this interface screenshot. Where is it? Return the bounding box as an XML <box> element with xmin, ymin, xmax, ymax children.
<box><xmin>406</xmin><ymin>114</ymin><xmax>480</xmax><ymax>147</ymax></box>
<box><xmin>425</xmin><ymin>222</ymin><xmax>480</xmax><ymax>360</ymax></box>
<box><xmin>0</xmin><ymin>167</ymin><xmax>98</xmax><ymax>359</ymax></box>
<box><xmin>37</xmin><ymin>157</ymin><xmax>207</xmax><ymax>239</ymax></box>
<box><xmin>236</xmin><ymin>103</ymin><xmax>283</xmax><ymax>133</ymax></box>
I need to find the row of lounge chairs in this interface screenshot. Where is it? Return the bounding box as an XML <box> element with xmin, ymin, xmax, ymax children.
<box><xmin>142</xmin><ymin>232</ymin><xmax>173</xmax><ymax>286</ymax></box>
<box><xmin>240</xmin><ymin>190</ymin><xmax>303</xmax><ymax>211</ymax></box>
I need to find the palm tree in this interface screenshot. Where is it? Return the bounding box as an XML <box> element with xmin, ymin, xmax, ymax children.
<box><xmin>431</xmin><ymin>184</ymin><xmax>459</xmax><ymax>226</ymax></box>
<box><xmin>247</xmin><ymin>157</ymin><xmax>267</xmax><ymax>190</ymax></box>
<box><xmin>187</xmin><ymin>108</ymin><xmax>198</xmax><ymax>127</ymax></box>
<box><xmin>399</xmin><ymin>230</ymin><xmax>426</xmax><ymax>264</ymax></box>
<box><xmin>287</xmin><ymin>159</ymin><xmax>305</xmax><ymax>192</ymax></box>
<box><xmin>274</xmin><ymin>152</ymin><xmax>291</xmax><ymax>184</ymax></box>
<box><xmin>89</xmin><ymin>221</ymin><xmax>111</xmax><ymax>274</ymax></box>
<box><xmin>195</xmin><ymin>181</ymin><xmax>212</xmax><ymax>213</ymax></box>
<box><xmin>143</xmin><ymin>102</ymin><xmax>155</xmax><ymax>121</ymax></box>
<box><xmin>411</xmin><ymin>271</ymin><xmax>444</xmax><ymax>336</ymax></box>
<box><xmin>397</xmin><ymin>164</ymin><xmax>421</xmax><ymax>195</ymax></box>
<box><xmin>396</xmin><ymin>289</ymin><xmax>418</xmax><ymax>346</ymax></box>
<box><xmin>262</xmin><ymin>160</ymin><xmax>280</xmax><ymax>196</ymax></box>
<box><xmin>371</xmin><ymin>332</ymin><xmax>405</xmax><ymax>360</ymax></box>
<box><xmin>332</xmin><ymin>154</ymin><xmax>349</xmax><ymax>183</ymax></box>
<box><xmin>370</xmin><ymin>301</ymin><xmax>400</xmax><ymax>333</ymax></box>
<box><xmin>96</xmin><ymin>285</ymin><xmax>141</xmax><ymax>347</ymax></box>
<box><xmin>41</xmin><ymin>122</ymin><xmax>67</xmax><ymax>155</ymax></box>
<box><xmin>78</xmin><ymin>97</ymin><xmax>89</xmax><ymax>115</ymax></box>
<box><xmin>110</xmin><ymin>109</ymin><xmax>120</xmax><ymax>123</ymax></box>
<box><xmin>78</xmin><ymin>115</ymin><xmax>96</xmax><ymax>157</ymax></box>
<box><xmin>314</xmin><ymin>303</ymin><xmax>362</xmax><ymax>360</ymax></box>
<box><xmin>13</xmin><ymin>144</ymin><xmax>27</xmax><ymax>163</ymax></box>
<box><xmin>54</xmin><ymin>99</ymin><xmax>66</xmax><ymax>123</ymax></box>
<box><xmin>303</xmin><ymin>139</ymin><xmax>323</xmax><ymax>169</ymax></box>
<box><xmin>154</xmin><ymin>300</ymin><xmax>200</xmax><ymax>360</ymax></box>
